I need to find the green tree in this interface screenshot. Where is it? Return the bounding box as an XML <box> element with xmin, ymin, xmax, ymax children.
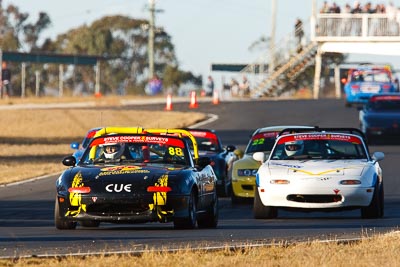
<box><xmin>41</xmin><ymin>15</ymin><xmax>192</xmax><ymax>95</ymax></box>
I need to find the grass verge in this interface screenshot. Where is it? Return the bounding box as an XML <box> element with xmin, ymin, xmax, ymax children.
<box><xmin>1</xmin><ymin>232</ymin><xmax>400</xmax><ymax>266</ymax></box>
<box><xmin>0</xmin><ymin>106</ymin><xmax>206</xmax><ymax>184</ymax></box>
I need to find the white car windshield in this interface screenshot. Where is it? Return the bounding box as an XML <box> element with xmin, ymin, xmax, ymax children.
<box><xmin>270</xmin><ymin>134</ymin><xmax>368</xmax><ymax>160</ymax></box>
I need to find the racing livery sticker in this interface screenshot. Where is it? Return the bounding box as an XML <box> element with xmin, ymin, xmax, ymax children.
<box><xmin>90</xmin><ymin>135</ymin><xmax>185</xmax><ymax>148</ymax></box>
<box><xmin>370</xmin><ymin>95</ymin><xmax>400</xmax><ymax>102</ymax></box>
<box><xmin>99</xmin><ymin>166</ymin><xmax>150</xmax><ymax>176</ymax></box>
<box><xmin>288</xmin><ymin>167</ymin><xmax>346</xmax><ymax>176</ymax></box>
<box><xmin>250</xmin><ymin>132</ymin><xmax>279</xmax><ymax>147</ymax></box>
<box><xmin>66</xmin><ymin>172</ymin><xmax>87</xmax><ymax>217</ymax></box>
<box><xmin>148</xmin><ymin>174</ymin><xmax>173</xmax><ymax>220</ymax></box>
<box><xmin>189</xmin><ymin>130</ymin><xmax>218</xmax><ymax>140</ymax></box>
<box><xmin>278</xmin><ymin>134</ymin><xmax>362</xmax><ymax>144</ymax></box>
<box><xmin>252</xmin><ymin>132</ymin><xmax>279</xmax><ymax>140</ymax></box>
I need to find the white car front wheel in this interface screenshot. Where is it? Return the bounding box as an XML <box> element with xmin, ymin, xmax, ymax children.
<box><xmin>253</xmin><ymin>188</ymin><xmax>278</xmax><ymax>219</ymax></box>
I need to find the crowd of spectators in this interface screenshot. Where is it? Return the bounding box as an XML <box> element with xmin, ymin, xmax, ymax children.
<box><xmin>319</xmin><ymin>1</ymin><xmax>397</xmax><ymax>14</ymax></box>
<box><xmin>317</xmin><ymin>1</ymin><xmax>400</xmax><ymax>36</ymax></box>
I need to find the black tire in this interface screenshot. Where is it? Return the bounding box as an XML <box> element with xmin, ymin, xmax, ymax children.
<box><xmin>253</xmin><ymin>188</ymin><xmax>278</xmax><ymax>219</ymax></box>
<box><xmin>174</xmin><ymin>190</ymin><xmax>197</xmax><ymax>229</ymax></box>
<box><xmin>225</xmin><ymin>182</ymin><xmax>232</xmax><ymax>198</ymax></box>
<box><xmin>361</xmin><ymin>182</ymin><xmax>384</xmax><ymax>219</ymax></box>
<box><xmin>80</xmin><ymin>221</ymin><xmax>100</xmax><ymax>227</ymax></box>
<box><xmin>216</xmin><ymin>183</ymin><xmax>227</xmax><ymax>197</ymax></box>
<box><xmin>345</xmin><ymin>101</ymin><xmax>351</xmax><ymax>108</ymax></box>
<box><xmin>231</xmin><ymin>190</ymin><xmax>242</xmax><ymax>205</ymax></box>
<box><xmin>54</xmin><ymin>199</ymin><xmax>77</xmax><ymax>230</ymax></box>
<box><xmin>197</xmin><ymin>194</ymin><xmax>218</xmax><ymax>228</ymax></box>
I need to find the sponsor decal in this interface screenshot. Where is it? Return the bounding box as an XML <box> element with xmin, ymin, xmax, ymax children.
<box><xmin>333</xmin><ymin>189</ymin><xmax>340</xmax><ymax>195</ymax></box>
<box><xmin>252</xmin><ymin>132</ymin><xmax>278</xmax><ymax>140</ymax></box>
<box><xmin>278</xmin><ymin>134</ymin><xmax>362</xmax><ymax>144</ymax></box>
<box><xmin>66</xmin><ymin>172</ymin><xmax>87</xmax><ymax>217</ymax></box>
<box><xmin>105</xmin><ymin>183</ymin><xmax>132</xmax><ymax>192</ymax></box>
<box><xmin>99</xmin><ymin>166</ymin><xmax>150</xmax><ymax>176</ymax></box>
<box><xmin>190</xmin><ymin>130</ymin><xmax>217</xmax><ymax>139</ymax></box>
<box><xmin>90</xmin><ymin>135</ymin><xmax>185</xmax><ymax>148</ymax></box>
<box><xmin>371</xmin><ymin>95</ymin><xmax>400</xmax><ymax>102</ymax></box>
<box><xmin>101</xmin><ymin>166</ymin><xmax>142</xmax><ymax>171</ymax></box>
<box><xmin>271</xmin><ymin>162</ymin><xmax>303</xmax><ymax>169</ymax></box>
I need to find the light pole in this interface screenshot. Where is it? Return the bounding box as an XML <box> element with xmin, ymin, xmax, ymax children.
<box><xmin>269</xmin><ymin>0</ymin><xmax>276</xmax><ymax>73</ymax></box>
<box><xmin>148</xmin><ymin>0</ymin><xmax>155</xmax><ymax>80</ymax></box>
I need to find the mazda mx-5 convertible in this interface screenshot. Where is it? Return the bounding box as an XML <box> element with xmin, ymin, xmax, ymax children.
<box><xmin>55</xmin><ymin>127</ymin><xmax>218</xmax><ymax>230</ymax></box>
<box><xmin>253</xmin><ymin>127</ymin><xmax>385</xmax><ymax>219</ymax></box>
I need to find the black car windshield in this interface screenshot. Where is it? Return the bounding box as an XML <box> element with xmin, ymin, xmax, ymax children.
<box><xmin>245</xmin><ymin>131</ymin><xmax>278</xmax><ymax>154</ymax></box>
<box><xmin>270</xmin><ymin>133</ymin><xmax>368</xmax><ymax>160</ymax></box>
<box><xmin>80</xmin><ymin>134</ymin><xmax>190</xmax><ymax>166</ymax></box>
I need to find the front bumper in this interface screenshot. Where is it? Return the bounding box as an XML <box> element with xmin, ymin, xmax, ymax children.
<box><xmin>57</xmin><ymin>193</ymin><xmax>191</xmax><ymax>223</ymax></box>
<box><xmin>257</xmin><ymin>185</ymin><xmax>375</xmax><ymax>209</ymax></box>
<box><xmin>232</xmin><ymin>176</ymin><xmax>256</xmax><ymax>198</ymax></box>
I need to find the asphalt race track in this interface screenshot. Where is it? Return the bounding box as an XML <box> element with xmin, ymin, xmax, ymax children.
<box><xmin>1</xmin><ymin>98</ymin><xmax>400</xmax><ymax>258</ymax></box>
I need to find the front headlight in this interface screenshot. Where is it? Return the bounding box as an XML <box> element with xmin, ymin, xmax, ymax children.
<box><xmin>237</xmin><ymin>169</ymin><xmax>258</xmax><ymax>177</ymax></box>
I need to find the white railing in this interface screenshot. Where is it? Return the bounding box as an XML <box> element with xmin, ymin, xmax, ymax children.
<box><xmin>315</xmin><ymin>13</ymin><xmax>400</xmax><ymax>41</ymax></box>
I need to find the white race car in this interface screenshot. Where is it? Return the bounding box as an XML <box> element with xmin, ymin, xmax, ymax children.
<box><xmin>253</xmin><ymin>127</ymin><xmax>385</xmax><ymax>219</ymax></box>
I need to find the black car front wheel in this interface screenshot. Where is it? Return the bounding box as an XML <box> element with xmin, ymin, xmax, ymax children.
<box><xmin>253</xmin><ymin>188</ymin><xmax>278</xmax><ymax>219</ymax></box>
<box><xmin>174</xmin><ymin>190</ymin><xmax>197</xmax><ymax>229</ymax></box>
<box><xmin>361</xmin><ymin>182</ymin><xmax>384</xmax><ymax>219</ymax></box>
<box><xmin>54</xmin><ymin>199</ymin><xmax>77</xmax><ymax>230</ymax></box>
<box><xmin>197</xmin><ymin>194</ymin><xmax>218</xmax><ymax>228</ymax></box>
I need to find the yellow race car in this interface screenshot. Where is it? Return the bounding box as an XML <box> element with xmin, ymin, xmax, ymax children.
<box><xmin>231</xmin><ymin>125</ymin><xmax>311</xmax><ymax>204</ymax></box>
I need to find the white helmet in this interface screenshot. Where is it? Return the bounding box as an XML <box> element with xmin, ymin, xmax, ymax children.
<box><xmin>103</xmin><ymin>143</ymin><xmax>125</xmax><ymax>160</ymax></box>
<box><xmin>284</xmin><ymin>140</ymin><xmax>304</xmax><ymax>157</ymax></box>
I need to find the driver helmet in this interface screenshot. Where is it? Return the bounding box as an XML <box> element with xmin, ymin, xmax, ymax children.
<box><xmin>103</xmin><ymin>143</ymin><xmax>125</xmax><ymax>160</ymax></box>
<box><xmin>284</xmin><ymin>140</ymin><xmax>304</xmax><ymax>157</ymax></box>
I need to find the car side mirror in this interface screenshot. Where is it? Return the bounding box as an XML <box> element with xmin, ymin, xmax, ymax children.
<box><xmin>372</xmin><ymin>152</ymin><xmax>384</xmax><ymax>162</ymax></box>
<box><xmin>62</xmin><ymin>156</ymin><xmax>77</xmax><ymax>166</ymax></box>
<box><xmin>253</xmin><ymin>152</ymin><xmax>265</xmax><ymax>163</ymax></box>
<box><xmin>70</xmin><ymin>142</ymin><xmax>80</xmax><ymax>150</ymax></box>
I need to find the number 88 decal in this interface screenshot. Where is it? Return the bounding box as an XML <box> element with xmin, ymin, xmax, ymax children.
<box><xmin>168</xmin><ymin>147</ymin><xmax>183</xmax><ymax>156</ymax></box>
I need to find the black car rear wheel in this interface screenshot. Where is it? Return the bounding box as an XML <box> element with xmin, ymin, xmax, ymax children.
<box><xmin>54</xmin><ymin>199</ymin><xmax>77</xmax><ymax>230</ymax></box>
<box><xmin>174</xmin><ymin>190</ymin><xmax>197</xmax><ymax>229</ymax></box>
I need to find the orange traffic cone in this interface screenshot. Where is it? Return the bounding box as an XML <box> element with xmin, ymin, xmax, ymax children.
<box><xmin>189</xmin><ymin>91</ymin><xmax>198</xmax><ymax>108</ymax></box>
<box><xmin>212</xmin><ymin>90</ymin><xmax>220</xmax><ymax>105</ymax></box>
<box><xmin>165</xmin><ymin>94</ymin><xmax>173</xmax><ymax>111</ymax></box>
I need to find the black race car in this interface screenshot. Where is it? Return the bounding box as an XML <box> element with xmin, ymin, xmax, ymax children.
<box><xmin>185</xmin><ymin>129</ymin><xmax>236</xmax><ymax>197</ymax></box>
<box><xmin>55</xmin><ymin>127</ymin><xmax>218</xmax><ymax>230</ymax></box>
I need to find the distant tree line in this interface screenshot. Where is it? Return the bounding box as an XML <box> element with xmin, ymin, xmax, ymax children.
<box><xmin>0</xmin><ymin>1</ymin><xmax>202</xmax><ymax>96</ymax></box>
